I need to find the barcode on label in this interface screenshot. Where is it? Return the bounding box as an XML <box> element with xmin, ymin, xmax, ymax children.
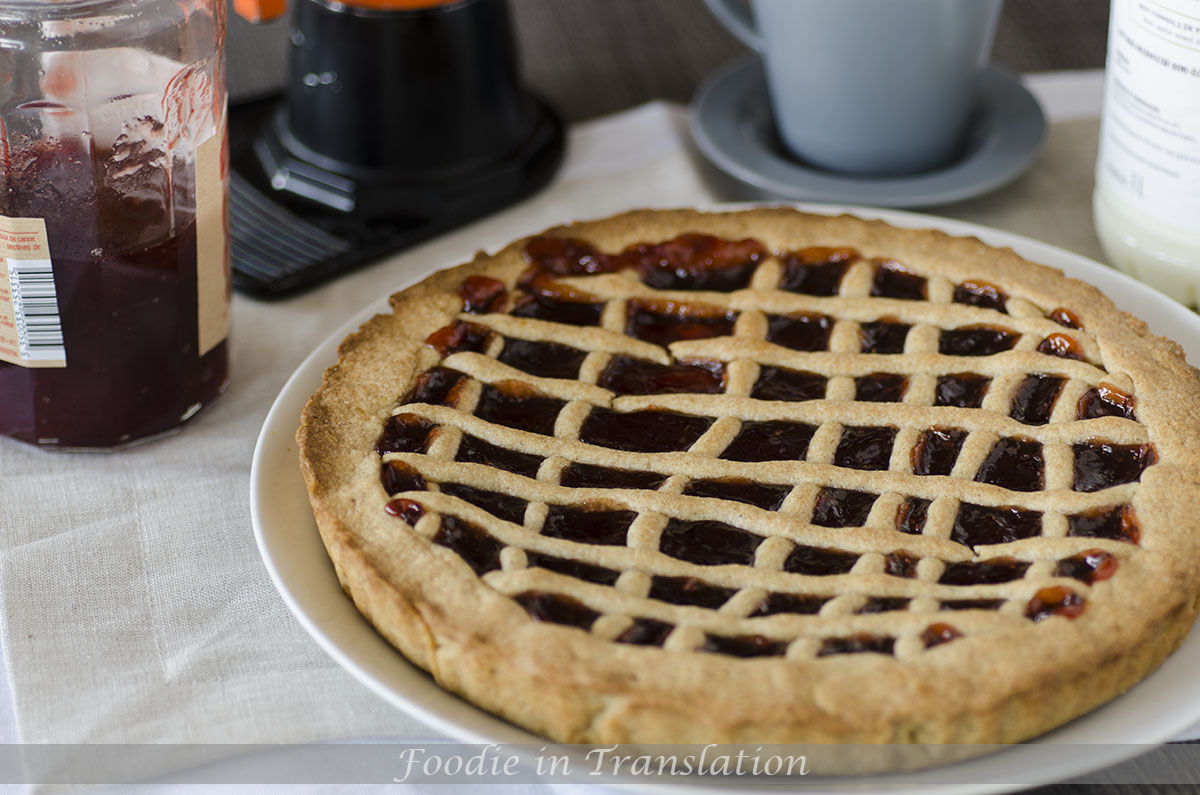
<box><xmin>8</xmin><ymin>259</ymin><xmax>66</xmax><ymax>363</ymax></box>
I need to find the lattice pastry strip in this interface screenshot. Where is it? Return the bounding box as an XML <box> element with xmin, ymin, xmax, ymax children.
<box><xmin>385</xmin><ymin>406</ymin><xmax>1143</xmax><ymax>513</ymax></box>
<box><xmin>553</xmin><ymin>274</ymin><xmax>1105</xmax><ymax>363</ymax></box>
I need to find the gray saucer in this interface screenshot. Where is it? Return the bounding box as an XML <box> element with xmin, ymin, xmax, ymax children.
<box><xmin>690</xmin><ymin>57</ymin><xmax>1047</xmax><ymax>207</ymax></box>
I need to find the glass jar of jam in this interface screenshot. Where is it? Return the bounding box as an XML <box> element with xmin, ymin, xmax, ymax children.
<box><xmin>0</xmin><ymin>0</ymin><xmax>230</xmax><ymax>448</ymax></box>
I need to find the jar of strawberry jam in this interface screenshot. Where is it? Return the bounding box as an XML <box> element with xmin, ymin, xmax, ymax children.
<box><xmin>0</xmin><ymin>0</ymin><xmax>230</xmax><ymax>448</ymax></box>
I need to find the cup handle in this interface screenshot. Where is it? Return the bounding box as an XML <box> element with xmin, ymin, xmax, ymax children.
<box><xmin>701</xmin><ymin>0</ymin><xmax>764</xmax><ymax>51</ymax></box>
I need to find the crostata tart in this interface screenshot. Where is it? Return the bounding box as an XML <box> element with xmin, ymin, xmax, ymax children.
<box><xmin>298</xmin><ymin>208</ymin><xmax>1200</xmax><ymax>750</ymax></box>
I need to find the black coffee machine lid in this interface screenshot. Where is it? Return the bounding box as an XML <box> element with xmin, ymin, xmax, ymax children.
<box><xmin>229</xmin><ymin>0</ymin><xmax>564</xmax><ymax>298</ymax></box>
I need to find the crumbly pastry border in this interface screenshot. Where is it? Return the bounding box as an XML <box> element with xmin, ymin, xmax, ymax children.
<box><xmin>297</xmin><ymin>208</ymin><xmax>1200</xmax><ymax>751</ymax></box>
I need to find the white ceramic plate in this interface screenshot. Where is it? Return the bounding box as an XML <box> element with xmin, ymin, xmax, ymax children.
<box><xmin>251</xmin><ymin>204</ymin><xmax>1200</xmax><ymax>794</ymax></box>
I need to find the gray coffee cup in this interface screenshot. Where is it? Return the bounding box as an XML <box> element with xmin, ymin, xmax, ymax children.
<box><xmin>703</xmin><ymin>0</ymin><xmax>1003</xmax><ymax>176</ymax></box>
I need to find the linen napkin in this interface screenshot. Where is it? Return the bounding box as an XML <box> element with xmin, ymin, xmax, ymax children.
<box><xmin>0</xmin><ymin>103</ymin><xmax>707</xmax><ymax>752</ymax></box>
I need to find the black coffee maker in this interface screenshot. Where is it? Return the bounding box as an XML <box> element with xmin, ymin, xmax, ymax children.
<box><xmin>231</xmin><ymin>0</ymin><xmax>563</xmax><ymax>296</ymax></box>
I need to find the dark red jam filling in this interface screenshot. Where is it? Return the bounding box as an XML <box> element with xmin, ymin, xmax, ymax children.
<box><xmin>512</xmin><ymin>273</ymin><xmax>607</xmax><ymax>326</ymax></box>
<box><xmin>779</xmin><ymin>246</ymin><xmax>857</xmax><ymax>295</ymax></box>
<box><xmin>884</xmin><ymin>550</ymin><xmax>920</xmax><ymax>578</ymax></box>
<box><xmin>935</xmin><ymin>373</ymin><xmax>991</xmax><ymax>408</ymax></box>
<box><xmin>559</xmin><ymin>463</ymin><xmax>667</xmax><ymax>490</ymax></box>
<box><xmin>511</xmin><ymin>291</ymin><xmax>606</xmax><ymax>326</ymax></box>
<box><xmin>1049</xmin><ymin>307</ymin><xmax>1084</xmax><ymax>329</ymax></box>
<box><xmin>721</xmin><ymin>420</ymin><xmax>816</xmax><ymax>462</ymax></box>
<box><xmin>871</xmin><ymin>261</ymin><xmax>927</xmax><ymax>300</ymax></box>
<box><xmin>974</xmin><ymin>437</ymin><xmax>1045</xmax><ymax>492</ymax></box>
<box><xmin>381</xmin><ymin>460</ymin><xmax>428</xmax><ymax>495</ymax></box>
<box><xmin>377</xmin><ymin>413</ymin><xmax>436</xmax><ymax>455</ymax></box>
<box><xmin>939</xmin><ymin>556</ymin><xmax>1030</xmax><ymax>585</ymax></box>
<box><xmin>1073</xmin><ymin>440</ymin><xmax>1156</xmax><ymax>492</ymax></box>
<box><xmin>497</xmin><ymin>338</ymin><xmax>588</xmax><ymax>380</ymax></box>
<box><xmin>402</xmin><ymin>367</ymin><xmax>467</xmax><ymax>407</ymax></box>
<box><xmin>522</xmin><ymin>235</ymin><xmax>618</xmax><ymax>276</ymax></box>
<box><xmin>951</xmin><ymin>503</ymin><xmax>1043</xmax><ymax>547</ymax></box>
<box><xmin>783</xmin><ymin>545</ymin><xmax>859</xmax><ymax>575</ymax></box>
<box><xmin>940</xmin><ymin>598</ymin><xmax>1005</xmax><ymax>611</ymax></box>
<box><xmin>0</xmin><ymin>140</ymin><xmax>228</xmax><ymax>448</ymax></box>
<box><xmin>459</xmin><ymin>275</ymin><xmax>508</xmax><ymax>313</ymax></box>
<box><xmin>1054</xmin><ymin>550</ymin><xmax>1119</xmax><ymax>584</ymax></box>
<box><xmin>598</xmin><ymin>355</ymin><xmax>726</xmax><ymax>395</ymax></box>
<box><xmin>751</xmin><ymin>366</ymin><xmax>827</xmax><ymax>401</ymax></box>
<box><xmin>749</xmin><ymin>592</ymin><xmax>829</xmax><ymax>616</ymax></box>
<box><xmin>440</xmin><ymin>482</ymin><xmax>528</xmax><ymax>524</ymax></box>
<box><xmin>541</xmin><ymin>504</ymin><xmax>636</xmax><ymax>546</ymax></box>
<box><xmin>857</xmin><ymin>597</ymin><xmax>910</xmax><ymax>614</ymax></box>
<box><xmin>912</xmin><ymin>428</ymin><xmax>967</xmax><ymax>476</ymax></box>
<box><xmin>703</xmin><ymin>633</ymin><xmax>788</xmax><ymax>657</ymax></box>
<box><xmin>939</xmin><ymin>326</ymin><xmax>1021</xmax><ymax>356</ymax></box>
<box><xmin>954</xmin><ymin>281</ymin><xmax>1008</xmax><ymax>312</ymax></box>
<box><xmin>473</xmin><ymin>381</ymin><xmax>565</xmax><ymax>436</ymax></box>
<box><xmin>434</xmin><ymin>516</ymin><xmax>504</xmax><ymax>575</ymax></box>
<box><xmin>1009</xmin><ymin>374</ymin><xmax>1066</xmax><ymax>426</ymax></box>
<box><xmin>1067</xmin><ymin>505</ymin><xmax>1140</xmax><ymax>543</ymax></box>
<box><xmin>514</xmin><ymin>591</ymin><xmax>601</xmax><ymax>629</ymax></box>
<box><xmin>810</xmin><ymin>488</ymin><xmax>878</xmax><ymax>527</ymax></box>
<box><xmin>626</xmin><ymin>298</ymin><xmax>737</xmax><ymax>347</ymax></box>
<box><xmin>578</xmin><ymin>407</ymin><xmax>712</xmax><ymax>453</ymax></box>
<box><xmin>855</xmin><ymin>372</ymin><xmax>909</xmax><ymax>402</ymax></box>
<box><xmin>920</xmin><ymin>623</ymin><xmax>962</xmax><ymax>648</ymax></box>
<box><xmin>384</xmin><ymin>498</ymin><xmax>425</xmax><ymax>524</ymax></box>
<box><xmin>766</xmin><ymin>313</ymin><xmax>835</xmax><ymax>351</ymax></box>
<box><xmin>659</xmin><ymin>519</ymin><xmax>762</xmax><ymax>566</ymax></box>
<box><xmin>525</xmin><ymin>552</ymin><xmax>621</xmax><ymax>586</ymax></box>
<box><xmin>615</xmin><ymin>617</ymin><xmax>675</xmax><ymax>646</ymax></box>
<box><xmin>683</xmin><ymin>477</ymin><xmax>791</xmax><ymax>510</ymax></box>
<box><xmin>1077</xmin><ymin>384</ymin><xmax>1137</xmax><ymax>421</ymax></box>
<box><xmin>455</xmin><ymin>435</ymin><xmax>544</xmax><ymax>478</ymax></box>
<box><xmin>522</xmin><ymin>233</ymin><xmax>767</xmax><ymax>293</ymax></box>
<box><xmin>425</xmin><ymin>320</ymin><xmax>493</xmax><ymax>356</ymax></box>
<box><xmin>859</xmin><ymin>320</ymin><xmax>911</xmax><ymax>354</ymax></box>
<box><xmin>630</xmin><ymin>234</ymin><xmax>766</xmax><ymax>292</ymax></box>
<box><xmin>835</xmin><ymin>426</ymin><xmax>897</xmax><ymax>470</ymax></box>
<box><xmin>895</xmin><ymin>497</ymin><xmax>931</xmax><ymax>535</ymax></box>
<box><xmin>1026</xmin><ymin>586</ymin><xmax>1085</xmax><ymax>622</ymax></box>
<box><xmin>649</xmin><ymin>576</ymin><xmax>736</xmax><ymax>608</ymax></box>
<box><xmin>1037</xmin><ymin>333</ymin><xmax>1085</xmax><ymax>361</ymax></box>
<box><xmin>818</xmin><ymin>634</ymin><xmax>895</xmax><ymax>657</ymax></box>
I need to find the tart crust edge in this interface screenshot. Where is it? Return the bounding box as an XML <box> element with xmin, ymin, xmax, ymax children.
<box><xmin>296</xmin><ymin>207</ymin><xmax>1200</xmax><ymax>753</ymax></box>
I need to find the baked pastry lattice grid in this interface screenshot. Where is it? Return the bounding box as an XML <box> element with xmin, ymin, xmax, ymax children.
<box><xmin>375</xmin><ymin>233</ymin><xmax>1154</xmax><ymax>663</ymax></box>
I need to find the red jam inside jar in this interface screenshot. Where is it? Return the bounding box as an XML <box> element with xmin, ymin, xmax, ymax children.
<box><xmin>0</xmin><ymin>134</ymin><xmax>230</xmax><ymax>448</ymax></box>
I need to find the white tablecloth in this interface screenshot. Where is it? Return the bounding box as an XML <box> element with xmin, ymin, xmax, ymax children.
<box><xmin>6</xmin><ymin>70</ymin><xmax>1193</xmax><ymax>788</ymax></box>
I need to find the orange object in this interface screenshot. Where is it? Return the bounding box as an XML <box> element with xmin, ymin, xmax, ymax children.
<box><xmin>233</xmin><ymin>0</ymin><xmax>287</xmax><ymax>22</ymax></box>
<box><xmin>233</xmin><ymin>0</ymin><xmax>458</xmax><ymax>23</ymax></box>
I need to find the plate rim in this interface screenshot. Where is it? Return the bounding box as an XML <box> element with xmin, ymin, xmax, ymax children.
<box><xmin>689</xmin><ymin>57</ymin><xmax>1047</xmax><ymax>207</ymax></box>
<box><xmin>250</xmin><ymin>203</ymin><xmax>1200</xmax><ymax>793</ymax></box>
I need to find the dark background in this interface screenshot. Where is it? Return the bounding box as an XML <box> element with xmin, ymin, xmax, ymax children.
<box><xmin>227</xmin><ymin>0</ymin><xmax>1111</xmax><ymax>120</ymax></box>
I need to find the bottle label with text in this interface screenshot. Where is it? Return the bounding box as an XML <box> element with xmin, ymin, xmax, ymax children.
<box><xmin>1098</xmin><ymin>0</ymin><xmax>1200</xmax><ymax>230</ymax></box>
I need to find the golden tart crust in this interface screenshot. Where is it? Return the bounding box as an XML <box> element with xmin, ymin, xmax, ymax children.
<box><xmin>298</xmin><ymin>208</ymin><xmax>1200</xmax><ymax>750</ymax></box>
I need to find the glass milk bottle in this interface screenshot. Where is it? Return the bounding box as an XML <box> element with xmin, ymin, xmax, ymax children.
<box><xmin>1093</xmin><ymin>0</ymin><xmax>1200</xmax><ymax>304</ymax></box>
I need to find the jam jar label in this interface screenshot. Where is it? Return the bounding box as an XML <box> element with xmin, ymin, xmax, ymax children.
<box><xmin>196</xmin><ymin>113</ymin><xmax>231</xmax><ymax>357</ymax></box>
<box><xmin>0</xmin><ymin>215</ymin><xmax>66</xmax><ymax>369</ymax></box>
